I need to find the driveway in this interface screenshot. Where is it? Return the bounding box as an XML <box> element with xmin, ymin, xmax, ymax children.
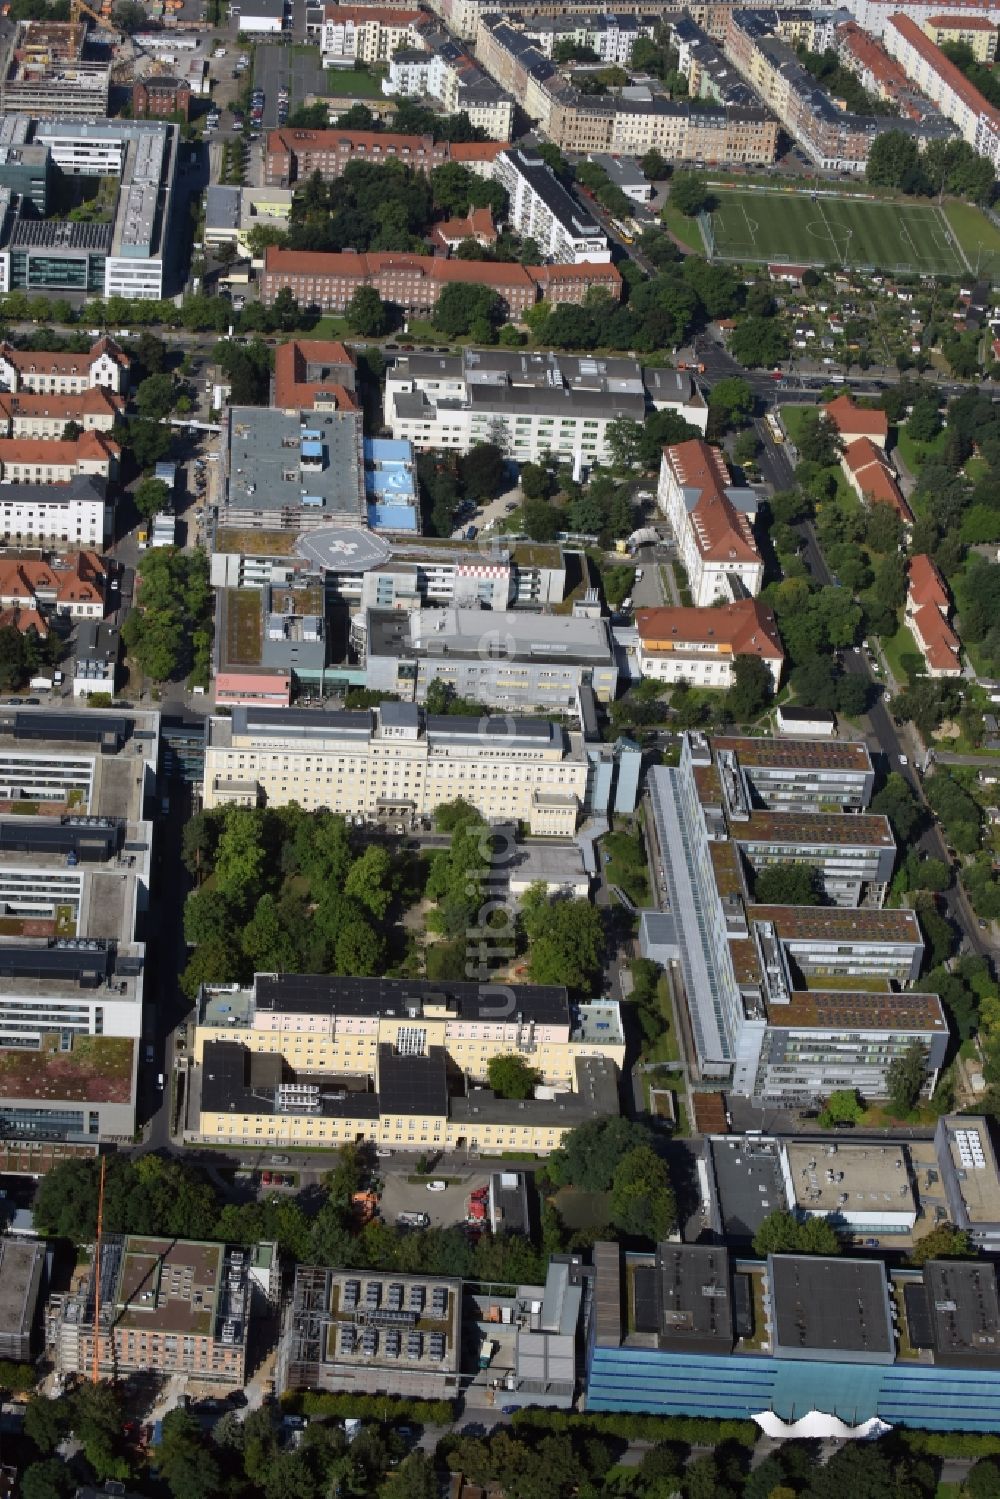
<box><xmin>379</xmin><ymin>1168</ymin><xmax>491</xmax><ymax>1228</ymax></box>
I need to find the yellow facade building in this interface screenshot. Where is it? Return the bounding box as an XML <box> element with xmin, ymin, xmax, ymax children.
<box><xmin>186</xmin><ymin>974</ymin><xmax>625</xmax><ymax>1154</ymax></box>
<box><xmin>202</xmin><ymin>702</ymin><xmax>589</xmax><ymax>836</ymax></box>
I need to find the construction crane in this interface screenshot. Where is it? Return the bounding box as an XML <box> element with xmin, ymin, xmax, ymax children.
<box><xmin>92</xmin><ymin>1155</ymin><xmax>106</xmax><ymax>1385</ymax></box>
<box><xmin>70</xmin><ymin>0</ymin><xmax>116</xmax><ymax>30</ymax></box>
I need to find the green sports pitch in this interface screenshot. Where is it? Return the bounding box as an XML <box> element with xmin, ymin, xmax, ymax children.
<box><xmin>701</xmin><ymin>188</ymin><xmax>1000</xmax><ymax>277</ymax></box>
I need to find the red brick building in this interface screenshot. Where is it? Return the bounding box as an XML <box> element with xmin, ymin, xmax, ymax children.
<box><xmin>260</xmin><ymin>247</ymin><xmax>622</xmax><ymax>319</ymax></box>
<box><xmin>265</xmin><ymin>127</ymin><xmax>504</xmax><ymax>186</ymax></box>
<box><xmin>132</xmin><ymin>75</ymin><xmax>191</xmax><ymax>121</ymax></box>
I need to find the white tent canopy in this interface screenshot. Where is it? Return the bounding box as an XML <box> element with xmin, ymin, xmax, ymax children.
<box><xmin>752</xmin><ymin>1411</ymin><xmax>893</xmax><ymax>1441</ymax></box>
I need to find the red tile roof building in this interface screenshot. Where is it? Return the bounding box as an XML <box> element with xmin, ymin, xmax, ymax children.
<box><xmin>824</xmin><ymin>393</ymin><xmax>890</xmax><ymax>447</ymax></box>
<box><xmin>273</xmin><ymin>338</ymin><xmax>358</xmax><ymax>411</ymax></box>
<box><xmin>656</xmin><ymin>438</ymin><xmax>763</xmax><ymax>608</ymax></box>
<box><xmin>884</xmin><ymin>12</ymin><xmax>1000</xmax><ymax>170</ymax></box>
<box><xmin>0</xmin><ymin>337</ymin><xmax>130</xmax><ymax>396</ymax></box>
<box><xmin>265</xmin><ymin>128</ymin><xmax>504</xmax><ymax>186</ymax></box>
<box><xmin>841</xmin><ymin>436</ymin><xmax>914</xmax><ymax>524</ymax></box>
<box><xmin>431</xmin><ymin>206</ymin><xmax>497</xmax><ymax>252</ymax></box>
<box><xmin>0</xmin><ymin>550</ymin><xmax>105</xmax><ymax>622</ymax></box>
<box><xmin>0</xmin><ymin>431</ymin><xmax>118</xmax><ymax>483</ymax></box>
<box><xmin>636</xmin><ymin>599</ymin><xmax>785</xmax><ymax>689</ymax></box>
<box><xmin>0</xmin><ymin>386</ymin><xmax>122</xmax><ymax>436</ymax></box>
<box><xmin>906</xmin><ymin>552</ymin><xmax>962</xmax><ymax>675</ymax></box>
<box><xmin>261</xmin><ymin>245</ymin><xmax>622</xmax><ymax>318</ymax></box>
<box><xmin>835</xmin><ymin>21</ymin><xmax>925</xmax><ymax>115</ymax></box>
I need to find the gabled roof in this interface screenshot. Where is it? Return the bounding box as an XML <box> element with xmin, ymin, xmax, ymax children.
<box><xmin>0</xmin><ymin>337</ymin><xmax>128</xmax><ymax>375</ymax></box>
<box><xmin>273</xmin><ymin>339</ymin><xmax>358</xmax><ymax>412</ymax></box>
<box><xmin>842</xmin><ymin>437</ymin><xmax>913</xmax><ymax>522</ymax></box>
<box><xmin>909</xmin><ymin>552</ymin><xmax>949</xmax><ymax>612</ymax></box>
<box><xmin>636</xmin><ymin>599</ymin><xmax>783</xmax><ymax>659</ymax></box>
<box><xmin>824</xmin><ymin>393</ymin><xmax>889</xmax><ymax>440</ymax></box>
<box><xmin>0</xmin><ymin>431</ymin><xmax>117</xmax><ymax>466</ymax></box>
<box><xmin>663</xmin><ymin>439</ymin><xmax>760</xmax><ymax>565</ymax></box>
<box><xmin>911</xmin><ymin>601</ymin><xmax>961</xmax><ymax>672</ymax></box>
<box><xmin>0</xmin><ymin>387</ymin><xmax>123</xmax><ymax>423</ymax></box>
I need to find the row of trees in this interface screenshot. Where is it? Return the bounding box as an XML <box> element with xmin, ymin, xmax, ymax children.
<box><xmin>121</xmin><ymin>548</ymin><xmax>212</xmax><ymax>687</ymax></box>
<box><xmin>866</xmin><ymin>130</ymin><xmax>996</xmax><ymax>205</ymax></box>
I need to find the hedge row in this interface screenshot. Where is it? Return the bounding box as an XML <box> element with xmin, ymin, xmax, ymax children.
<box><xmin>510</xmin><ymin>1408</ymin><xmax>758</xmax><ymax>1448</ymax></box>
<box><xmin>287</xmin><ymin>1391</ymin><xmax>457</xmax><ymax>1425</ymax></box>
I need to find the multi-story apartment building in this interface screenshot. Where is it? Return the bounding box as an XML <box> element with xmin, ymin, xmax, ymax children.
<box><xmin>0</xmin><ymin>386</ymin><xmax>122</xmax><ymax>436</ymax></box>
<box><xmin>384</xmin><ymin>348</ymin><xmax>703</xmax><ymax>464</ymax></box>
<box><xmin>725</xmin><ymin>9</ymin><xmax>955</xmax><ymax>168</ymax></box>
<box><xmin>884</xmin><ymin>11</ymin><xmax>1000</xmax><ymax>168</ymax></box>
<box><xmin>475</xmin><ymin>16</ymin><xmax>780</xmax><ymax>159</ymax></box>
<box><xmin>360</xmin><ymin>605</ymin><xmax>619</xmax><ymax>708</ymax></box>
<box><xmin>637</xmin><ymin>735</ymin><xmax>944</xmax><ymax>1102</ymax></box>
<box><xmin>319</xmin><ymin>3</ymin><xmax>424</xmax><ymax>65</ymax></box>
<box><xmin>656</xmin><ymin>439</ymin><xmax>763</xmax><ymax>608</ymax></box>
<box><xmin>836</xmin><ymin>21</ymin><xmax>934</xmax><ymax>117</ymax></box>
<box><xmin>526</xmin><ymin>12</ymin><xmax>659</xmax><ymax>64</ymax></box>
<box><xmin>495</xmin><ymin>147</ymin><xmax>611</xmax><ymax>263</ymax></box>
<box><xmin>635</xmin><ymin>601</ymin><xmax>784</xmax><ymax>690</ymax></box>
<box><xmin>0</xmin><ymin>473</ymin><xmax>110</xmax><ymax>548</ymax></box>
<box><xmin>0</xmin><ymin>337</ymin><xmax>129</xmax><ymax>396</ymax></box>
<box><xmin>203</xmin><ymin>701</ymin><xmax>592</xmax><ymax>834</ymax></box>
<box><xmin>187</xmin><ymin>971</ymin><xmax>624</xmax><ymax>1152</ymax></box>
<box><xmin>265</xmin><ymin>127</ymin><xmax>504</xmax><ymax>186</ymax></box>
<box><xmin>383</xmin><ymin>31</ymin><xmax>515</xmax><ymax>140</ymax></box>
<box><xmin>0</xmin><ymin>1238</ymin><xmax>44</xmax><ymax>1361</ymax></box>
<box><xmin>922</xmin><ymin>11</ymin><xmax>998</xmax><ymax>60</ymax></box>
<box><xmin>840</xmin><ymin>0</ymin><xmax>1000</xmax><ymax>43</ymax></box>
<box><xmin>57</xmin><ymin>1236</ymin><xmax>251</xmax><ymax>1384</ymax></box>
<box><xmin>670</xmin><ymin>15</ymin><xmax>759</xmax><ymax>105</ymax></box>
<box><xmin>0</xmin><ymin>21</ymin><xmax>109</xmax><ymax>120</ymax></box>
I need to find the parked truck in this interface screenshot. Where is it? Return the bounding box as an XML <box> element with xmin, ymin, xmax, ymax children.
<box><xmin>29</xmin><ymin>676</ymin><xmax>52</xmax><ymax>691</ymax></box>
<box><xmin>479</xmin><ymin>1337</ymin><xmax>496</xmax><ymax>1370</ymax></box>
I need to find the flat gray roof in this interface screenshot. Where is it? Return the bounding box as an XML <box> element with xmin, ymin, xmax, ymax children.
<box><xmin>226</xmin><ymin>406</ymin><xmax>364</xmax><ymax>519</ymax></box>
<box><xmin>769</xmin><ymin>1254</ymin><xmax>894</xmax><ymax>1361</ymax></box>
<box><xmin>368</xmin><ymin>606</ymin><xmax>612</xmax><ymax>666</ymax></box>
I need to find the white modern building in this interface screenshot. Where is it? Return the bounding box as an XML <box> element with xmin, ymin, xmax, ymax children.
<box><xmin>494</xmin><ymin>147</ymin><xmax>611</xmax><ymax>264</ymax></box>
<box><xmin>657</xmin><ymin>439</ymin><xmax>763</xmax><ymax>608</ymax></box>
<box><xmin>321</xmin><ymin>4</ymin><xmax>423</xmax><ymax>66</ymax></box>
<box><xmin>0</xmin><ymin>336</ymin><xmax>129</xmax><ymax>396</ymax></box>
<box><xmin>0</xmin><ymin>473</ymin><xmax>111</xmax><ymax>548</ymax></box>
<box><xmin>384</xmin><ymin>348</ymin><xmax>706</xmax><ymax>464</ymax></box>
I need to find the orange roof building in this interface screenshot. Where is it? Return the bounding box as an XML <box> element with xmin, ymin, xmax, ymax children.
<box><xmin>0</xmin><ymin>386</ymin><xmax>123</xmax><ymax>435</ymax></box>
<box><xmin>906</xmin><ymin>553</ymin><xmax>962</xmax><ymax>676</ymax></box>
<box><xmin>841</xmin><ymin>436</ymin><xmax>913</xmax><ymax>524</ymax></box>
<box><xmin>656</xmin><ymin>438</ymin><xmax>763</xmax><ymax>607</ymax></box>
<box><xmin>273</xmin><ymin>339</ymin><xmax>358</xmax><ymax>412</ymax></box>
<box><xmin>0</xmin><ymin>337</ymin><xmax>130</xmax><ymax>396</ymax></box>
<box><xmin>823</xmin><ymin>393</ymin><xmax>890</xmax><ymax>448</ymax></box>
<box><xmin>431</xmin><ymin>206</ymin><xmax>497</xmax><ymax>252</ymax></box>
<box><xmin>636</xmin><ymin>598</ymin><xmax>784</xmax><ymax>689</ymax></box>
<box><xmin>885</xmin><ymin>13</ymin><xmax>1000</xmax><ymax>168</ymax></box>
<box><xmin>0</xmin><ymin>550</ymin><xmax>105</xmax><ymax>621</ymax></box>
<box><xmin>0</xmin><ymin>431</ymin><xmax>118</xmax><ymax>482</ymax></box>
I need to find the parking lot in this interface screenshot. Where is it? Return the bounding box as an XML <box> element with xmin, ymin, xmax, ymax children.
<box><xmin>379</xmin><ymin>1169</ymin><xmax>492</xmax><ymax>1229</ymax></box>
<box><xmin>254</xmin><ymin>43</ymin><xmax>326</xmax><ymax>123</ymax></box>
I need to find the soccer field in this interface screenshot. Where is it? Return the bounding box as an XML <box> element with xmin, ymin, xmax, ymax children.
<box><xmin>703</xmin><ymin>189</ymin><xmax>976</xmax><ymax>275</ymax></box>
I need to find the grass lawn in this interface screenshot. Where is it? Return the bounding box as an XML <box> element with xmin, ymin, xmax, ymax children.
<box><xmin>324</xmin><ymin>66</ymin><xmax>386</xmax><ymax>97</ymax></box>
<box><xmin>942</xmin><ymin>199</ymin><xmax>1000</xmax><ymax>280</ymax></box>
<box><xmin>896</xmin><ymin>423</ymin><xmax>948</xmax><ymax>477</ymax></box>
<box><xmin>707</xmin><ymin>188</ymin><xmax>969</xmax><ymax>273</ymax></box>
<box><xmin>307</xmin><ymin>315</ymin><xmax>350</xmax><ymax>339</ymax></box>
<box><xmin>881</xmin><ymin>617</ymin><xmax>924</xmax><ymax>689</ymax></box>
<box><xmin>639</xmin><ymin>975</ymin><xmax>680</xmax><ymax>1065</ymax></box>
<box><xmin>226</xmin><ymin>588</ymin><xmax>262</xmax><ymax>666</ymax></box>
<box><xmin>965</xmin><ymin>456</ymin><xmax>989</xmax><ymax>482</ymax></box>
<box><xmin>779</xmin><ymin>404</ymin><xmax>812</xmax><ymax>443</ymax></box>
<box><xmin>659</xmin><ymin>201</ymin><xmax>702</xmax><ymax>252</ymax></box>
